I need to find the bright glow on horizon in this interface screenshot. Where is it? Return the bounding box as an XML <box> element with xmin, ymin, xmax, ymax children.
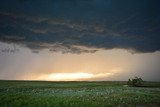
<box><xmin>36</xmin><ymin>72</ymin><xmax>114</xmax><ymax>81</ymax></box>
<box><xmin>47</xmin><ymin>72</ymin><xmax>93</xmax><ymax>81</ymax></box>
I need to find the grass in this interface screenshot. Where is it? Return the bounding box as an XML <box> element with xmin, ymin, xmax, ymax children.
<box><xmin>0</xmin><ymin>80</ymin><xmax>160</xmax><ymax>107</ymax></box>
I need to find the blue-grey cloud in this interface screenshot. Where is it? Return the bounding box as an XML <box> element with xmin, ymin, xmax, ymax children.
<box><xmin>0</xmin><ymin>0</ymin><xmax>160</xmax><ymax>53</ymax></box>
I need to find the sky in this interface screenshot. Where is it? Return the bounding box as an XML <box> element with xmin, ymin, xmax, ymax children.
<box><xmin>0</xmin><ymin>0</ymin><xmax>160</xmax><ymax>81</ymax></box>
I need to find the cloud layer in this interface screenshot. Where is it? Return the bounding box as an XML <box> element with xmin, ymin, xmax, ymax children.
<box><xmin>0</xmin><ymin>0</ymin><xmax>160</xmax><ymax>53</ymax></box>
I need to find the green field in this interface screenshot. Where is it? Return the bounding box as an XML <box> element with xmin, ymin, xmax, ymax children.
<box><xmin>0</xmin><ymin>81</ymin><xmax>160</xmax><ymax>107</ymax></box>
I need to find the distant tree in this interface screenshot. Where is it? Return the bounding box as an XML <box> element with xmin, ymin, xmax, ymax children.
<box><xmin>127</xmin><ymin>79</ymin><xmax>132</xmax><ymax>86</ymax></box>
<box><xmin>127</xmin><ymin>77</ymin><xmax>144</xmax><ymax>87</ymax></box>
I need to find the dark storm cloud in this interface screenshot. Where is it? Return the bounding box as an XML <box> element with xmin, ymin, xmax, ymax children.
<box><xmin>0</xmin><ymin>0</ymin><xmax>160</xmax><ymax>53</ymax></box>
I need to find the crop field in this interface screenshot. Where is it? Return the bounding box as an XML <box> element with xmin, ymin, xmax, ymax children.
<box><xmin>0</xmin><ymin>80</ymin><xmax>160</xmax><ymax>107</ymax></box>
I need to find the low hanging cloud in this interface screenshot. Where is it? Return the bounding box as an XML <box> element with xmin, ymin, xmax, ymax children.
<box><xmin>0</xmin><ymin>0</ymin><xmax>160</xmax><ymax>53</ymax></box>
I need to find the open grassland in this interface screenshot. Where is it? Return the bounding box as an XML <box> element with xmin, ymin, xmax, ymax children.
<box><xmin>0</xmin><ymin>80</ymin><xmax>160</xmax><ymax>107</ymax></box>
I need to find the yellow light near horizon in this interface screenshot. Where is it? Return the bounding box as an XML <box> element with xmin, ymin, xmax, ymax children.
<box><xmin>47</xmin><ymin>72</ymin><xmax>93</xmax><ymax>81</ymax></box>
<box><xmin>35</xmin><ymin>72</ymin><xmax>115</xmax><ymax>81</ymax></box>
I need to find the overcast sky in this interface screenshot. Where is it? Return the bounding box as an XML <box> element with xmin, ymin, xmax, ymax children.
<box><xmin>0</xmin><ymin>0</ymin><xmax>160</xmax><ymax>81</ymax></box>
